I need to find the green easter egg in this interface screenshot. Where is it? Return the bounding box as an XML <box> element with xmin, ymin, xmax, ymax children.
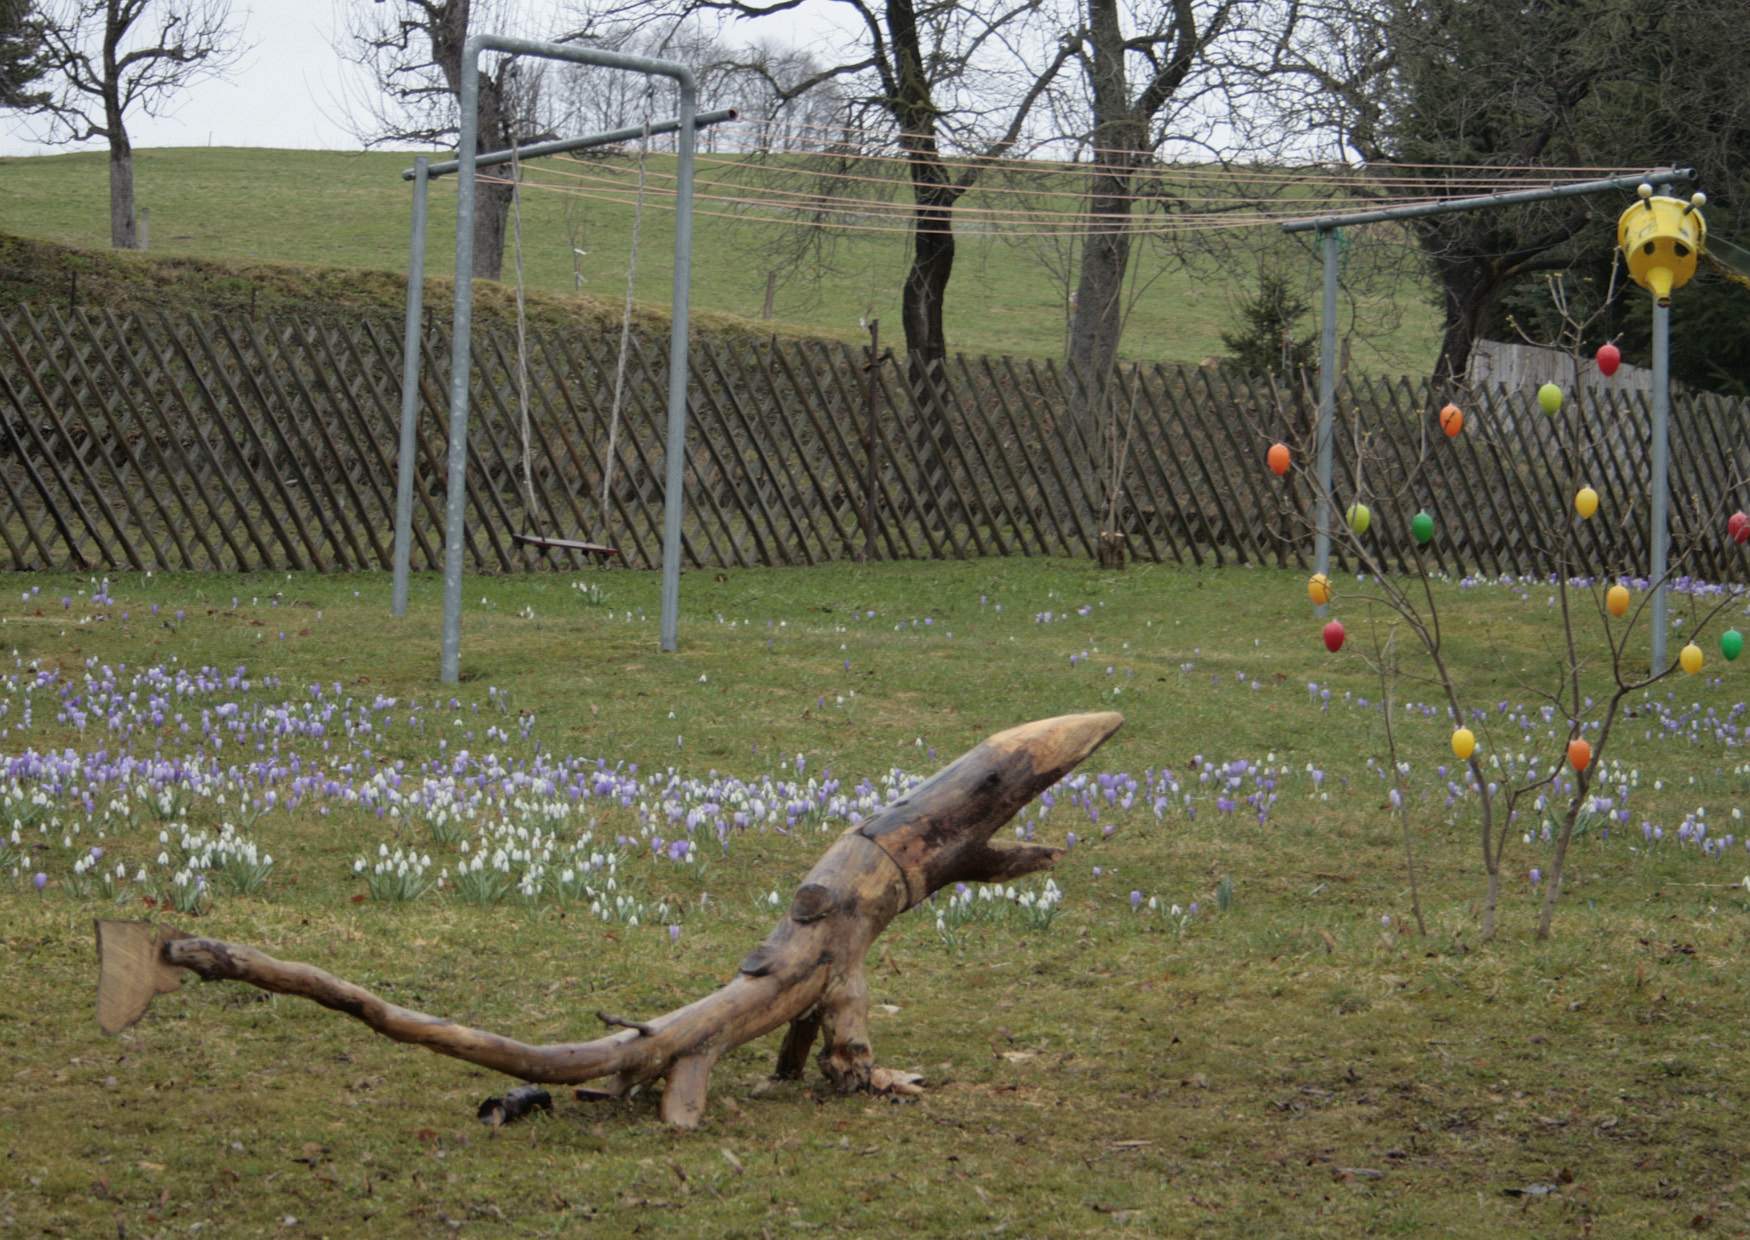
<box><xmin>1346</xmin><ymin>502</ymin><xmax>1372</xmax><ymax>536</ymax></box>
<box><xmin>1411</xmin><ymin>511</ymin><xmax>1434</xmax><ymax>545</ymax></box>
<box><xmin>1722</xmin><ymin>629</ymin><xmax>1743</xmax><ymax>662</ymax></box>
<box><xmin>1538</xmin><ymin>383</ymin><xmax>1563</xmax><ymax>415</ymax></box>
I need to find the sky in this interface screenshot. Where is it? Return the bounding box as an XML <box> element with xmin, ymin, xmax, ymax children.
<box><xmin>0</xmin><ymin>2</ymin><xmax>851</xmax><ymax>158</ymax></box>
<box><xmin>2</xmin><ymin>3</ymin><xmax>362</xmax><ymax>156</ymax></box>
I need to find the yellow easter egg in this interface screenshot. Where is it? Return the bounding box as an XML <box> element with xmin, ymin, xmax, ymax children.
<box><xmin>1606</xmin><ymin>584</ymin><xmax>1630</xmax><ymax>618</ymax></box>
<box><xmin>1451</xmin><ymin>727</ymin><xmax>1476</xmax><ymax>760</ymax></box>
<box><xmin>1680</xmin><ymin>642</ymin><xmax>1703</xmax><ymax>675</ymax></box>
<box><xmin>1575</xmin><ymin>486</ymin><xmax>1599</xmax><ymax>519</ymax></box>
<box><xmin>1308</xmin><ymin>573</ymin><xmax>1332</xmax><ymax>605</ymax></box>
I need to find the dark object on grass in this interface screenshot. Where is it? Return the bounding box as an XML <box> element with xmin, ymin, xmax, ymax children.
<box><xmin>478</xmin><ymin>1085</ymin><xmax>553</xmax><ymax>1127</ymax></box>
<box><xmin>92</xmin><ymin>712</ymin><xmax>1121</xmax><ymax>1129</ymax></box>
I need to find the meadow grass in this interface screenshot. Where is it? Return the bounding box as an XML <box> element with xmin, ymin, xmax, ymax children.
<box><xmin>2</xmin><ymin>558</ymin><xmax>1748</xmax><ymax>1236</ymax></box>
<box><xmin>0</xmin><ymin>147</ymin><xmax>1444</xmax><ymax>375</ymax></box>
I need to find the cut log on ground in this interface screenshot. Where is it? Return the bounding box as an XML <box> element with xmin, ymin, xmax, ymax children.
<box><xmin>94</xmin><ymin>711</ymin><xmax>1122</xmax><ymax>1129</ymax></box>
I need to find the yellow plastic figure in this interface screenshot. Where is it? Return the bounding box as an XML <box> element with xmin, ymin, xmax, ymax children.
<box><xmin>1618</xmin><ymin>185</ymin><xmax>1707</xmax><ymax>306</ymax></box>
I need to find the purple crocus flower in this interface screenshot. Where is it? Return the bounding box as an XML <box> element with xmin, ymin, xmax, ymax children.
<box><xmin>668</xmin><ymin>925</ymin><xmax>682</xmax><ymax>943</ymax></box>
<box><xmin>33</xmin><ymin>872</ymin><xmax>47</xmax><ymax>890</ymax></box>
<box><xmin>1129</xmin><ymin>890</ymin><xmax>1142</xmax><ymax>910</ymax></box>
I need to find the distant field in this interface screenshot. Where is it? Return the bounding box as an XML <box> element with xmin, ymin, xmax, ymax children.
<box><xmin>0</xmin><ymin>146</ymin><xmax>1445</xmax><ymax>373</ymax></box>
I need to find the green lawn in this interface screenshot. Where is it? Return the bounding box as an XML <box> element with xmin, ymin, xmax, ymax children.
<box><xmin>0</xmin><ymin>147</ymin><xmax>1445</xmax><ymax>374</ymax></box>
<box><xmin>2</xmin><ymin>559</ymin><xmax>1748</xmax><ymax>1235</ymax></box>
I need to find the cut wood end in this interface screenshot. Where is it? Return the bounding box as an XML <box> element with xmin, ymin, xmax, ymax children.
<box><xmin>95</xmin><ymin>920</ymin><xmax>187</xmax><ymax>1035</ymax></box>
<box><xmin>986</xmin><ymin>712</ymin><xmax>1124</xmax><ymax>772</ymax></box>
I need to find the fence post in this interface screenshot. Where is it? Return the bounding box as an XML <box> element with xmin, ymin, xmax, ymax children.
<box><xmin>861</xmin><ymin>319</ymin><xmax>883</xmax><ymax>562</ymax></box>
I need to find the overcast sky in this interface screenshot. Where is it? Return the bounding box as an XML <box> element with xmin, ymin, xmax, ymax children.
<box><xmin>0</xmin><ymin>2</ymin><xmax>842</xmax><ymax>158</ymax></box>
<box><xmin>1</xmin><ymin>4</ymin><xmax>365</xmax><ymax>156</ymax></box>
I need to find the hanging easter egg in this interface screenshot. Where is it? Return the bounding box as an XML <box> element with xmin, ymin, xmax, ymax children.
<box><xmin>1411</xmin><ymin>511</ymin><xmax>1435</xmax><ymax>545</ymax></box>
<box><xmin>1307</xmin><ymin>573</ymin><xmax>1333</xmax><ymax>605</ymax></box>
<box><xmin>1267</xmin><ymin>442</ymin><xmax>1291</xmax><ymax>477</ymax></box>
<box><xmin>1451</xmin><ymin>727</ymin><xmax>1476</xmax><ymax>760</ymax></box>
<box><xmin>1538</xmin><ymin>383</ymin><xmax>1564</xmax><ymax>415</ymax></box>
<box><xmin>1575</xmin><ymin>486</ymin><xmax>1599</xmax><ymax>519</ymax></box>
<box><xmin>1679</xmin><ymin>642</ymin><xmax>1704</xmax><ymax>675</ymax></box>
<box><xmin>1606</xmin><ymin>584</ymin><xmax>1630</xmax><ymax>617</ymax></box>
<box><xmin>1596</xmin><ymin>342</ymin><xmax>1621</xmax><ymax>377</ymax></box>
<box><xmin>1567</xmin><ymin>738</ymin><xmax>1592</xmax><ymax>772</ymax></box>
<box><xmin>1730</xmin><ymin>511</ymin><xmax>1750</xmax><ymax>544</ymax></box>
<box><xmin>1323</xmin><ymin>620</ymin><xmax>1346</xmax><ymax>653</ymax></box>
<box><xmin>1722</xmin><ymin>629</ymin><xmax>1743</xmax><ymax>662</ymax></box>
<box><xmin>1439</xmin><ymin>403</ymin><xmax>1464</xmax><ymax>438</ymax></box>
<box><xmin>1346</xmin><ymin>502</ymin><xmax>1372</xmax><ymax>536</ymax></box>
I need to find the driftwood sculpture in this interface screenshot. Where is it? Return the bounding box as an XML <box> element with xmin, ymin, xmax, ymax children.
<box><xmin>95</xmin><ymin>712</ymin><xmax>1121</xmax><ymax>1129</ymax></box>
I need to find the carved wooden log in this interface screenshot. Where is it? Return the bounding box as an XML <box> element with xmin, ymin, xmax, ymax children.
<box><xmin>95</xmin><ymin>711</ymin><xmax>1121</xmax><ymax>1128</ymax></box>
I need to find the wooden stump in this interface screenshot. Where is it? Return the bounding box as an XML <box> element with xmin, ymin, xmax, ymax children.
<box><xmin>94</xmin><ymin>712</ymin><xmax>1122</xmax><ymax>1129</ymax></box>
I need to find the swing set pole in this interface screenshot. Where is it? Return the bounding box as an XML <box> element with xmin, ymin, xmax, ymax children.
<box><xmin>660</xmin><ymin>80</ymin><xmax>698</xmax><ymax>653</ymax></box>
<box><xmin>434</xmin><ymin>35</ymin><xmax>705</xmax><ymax>683</ymax></box>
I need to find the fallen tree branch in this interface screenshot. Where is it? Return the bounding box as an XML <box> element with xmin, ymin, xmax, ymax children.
<box><xmin>95</xmin><ymin>711</ymin><xmax>1122</xmax><ymax>1129</ymax></box>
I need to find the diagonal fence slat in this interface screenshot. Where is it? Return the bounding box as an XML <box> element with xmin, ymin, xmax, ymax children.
<box><xmin>3</xmin><ymin>300</ymin><xmax>1749</xmax><ymax>585</ymax></box>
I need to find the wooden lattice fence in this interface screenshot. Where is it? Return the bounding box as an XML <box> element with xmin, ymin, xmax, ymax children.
<box><xmin>2</xmin><ymin>303</ymin><xmax>1748</xmax><ymax>581</ymax></box>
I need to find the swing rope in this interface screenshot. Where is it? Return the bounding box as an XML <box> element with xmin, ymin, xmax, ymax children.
<box><xmin>597</xmin><ymin>98</ymin><xmax>652</xmax><ymax>537</ymax></box>
<box><xmin>507</xmin><ymin>94</ymin><xmax>652</xmax><ymax>559</ymax></box>
<box><xmin>510</xmin><ymin>139</ymin><xmax>537</xmax><ymax>524</ymax></box>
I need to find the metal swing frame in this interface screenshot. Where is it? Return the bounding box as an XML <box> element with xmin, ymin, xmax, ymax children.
<box><xmin>388</xmin><ymin>32</ymin><xmax>737</xmax><ymax>682</ymax></box>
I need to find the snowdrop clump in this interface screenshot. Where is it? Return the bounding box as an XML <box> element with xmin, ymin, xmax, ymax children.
<box><xmin>355</xmin><ymin>844</ymin><xmax>434</xmax><ymax>902</ymax></box>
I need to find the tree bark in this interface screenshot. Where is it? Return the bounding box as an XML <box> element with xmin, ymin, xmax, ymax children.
<box><xmin>1066</xmin><ymin>0</ymin><xmax>1140</xmax><ymax>398</ymax></box>
<box><xmin>103</xmin><ymin>74</ymin><xmax>135</xmax><ymax>249</ymax></box>
<box><xmin>106</xmin><ymin>130</ymin><xmax>136</xmax><ymax>251</ymax></box>
<box><xmin>1430</xmin><ymin>266</ymin><xmax>1495</xmax><ymax>390</ymax></box>
<box><xmin>96</xmin><ymin>712</ymin><xmax>1122</xmax><ymax>1129</ymax></box>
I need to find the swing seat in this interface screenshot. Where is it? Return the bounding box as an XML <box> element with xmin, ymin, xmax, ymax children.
<box><xmin>513</xmin><ymin>531</ymin><xmax>620</xmax><ymax>558</ymax></box>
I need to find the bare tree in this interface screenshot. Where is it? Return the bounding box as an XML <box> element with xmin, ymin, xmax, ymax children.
<box><xmin>649</xmin><ymin>0</ymin><xmax>1081</xmax><ymax>385</ymax></box>
<box><xmin>340</xmin><ymin>0</ymin><xmax>588</xmax><ymax>281</ymax></box>
<box><xmin>26</xmin><ymin>0</ymin><xmax>243</xmax><ymax>248</ymax></box>
<box><xmin>1063</xmin><ymin>0</ymin><xmax>1277</xmax><ymax>391</ymax></box>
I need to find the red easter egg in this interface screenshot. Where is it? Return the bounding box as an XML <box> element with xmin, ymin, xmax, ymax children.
<box><xmin>1732</xmin><ymin>511</ymin><xmax>1750</xmax><ymax>545</ymax></box>
<box><xmin>1596</xmin><ymin>343</ymin><xmax>1621</xmax><ymax>377</ymax></box>
<box><xmin>1567</xmin><ymin>738</ymin><xmax>1592</xmax><ymax>772</ymax></box>
<box><xmin>1439</xmin><ymin>403</ymin><xmax>1464</xmax><ymax>438</ymax></box>
<box><xmin>1322</xmin><ymin>620</ymin><xmax>1346</xmax><ymax>653</ymax></box>
<box><xmin>1267</xmin><ymin>442</ymin><xmax>1290</xmax><ymax>477</ymax></box>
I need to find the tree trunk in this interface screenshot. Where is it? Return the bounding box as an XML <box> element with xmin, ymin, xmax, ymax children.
<box><xmin>1067</xmin><ymin>0</ymin><xmax>1139</xmax><ymax>404</ymax></box>
<box><xmin>1068</xmin><ymin>208</ymin><xmax>1131</xmax><ymax>388</ymax></box>
<box><xmin>474</xmin><ymin>180</ymin><xmax>510</xmax><ymax>283</ymax></box>
<box><xmin>471</xmin><ymin>75</ymin><xmax>511</xmax><ymax>283</ymax></box>
<box><xmin>95</xmin><ymin>712</ymin><xmax>1122</xmax><ymax>1130</ymax></box>
<box><xmin>897</xmin><ymin>144</ymin><xmax>961</xmax><ymax>516</ymax></box>
<box><xmin>902</xmin><ymin>194</ymin><xmax>954</xmax><ymax>384</ymax></box>
<box><xmin>106</xmin><ymin>109</ymin><xmax>136</xmax><ymax>250</ymax></box>
<box><xmin>1422</xmin><ymin>245</ymin><xmax>1504</xmax><ymax>391</ymax></box>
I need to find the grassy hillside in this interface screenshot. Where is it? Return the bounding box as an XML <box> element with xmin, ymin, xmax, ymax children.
<box><xmin>0</xmin><ymin>146</ymin><xmax>1444</xmax><ymax>373</ymax></box>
